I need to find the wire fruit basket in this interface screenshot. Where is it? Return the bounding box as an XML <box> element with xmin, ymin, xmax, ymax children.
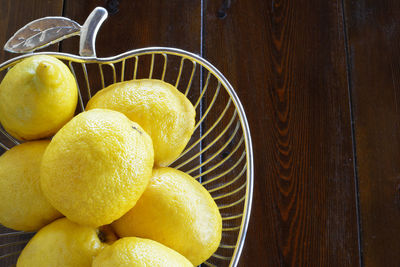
<box><xmin>0</xmin><ymin>7</ymin><xmax>253</xmax><ymax>267</ymax></box>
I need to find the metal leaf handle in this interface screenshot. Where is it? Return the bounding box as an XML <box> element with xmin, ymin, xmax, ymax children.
<box><xmin>3</xmin><ymin>7</ymin><xmax>108</xmax><ymax>57</ymax></box>
<box><xmin>4</xmin><ymin>17</ymin><xmax>81</xmax><ymax>53</ymax></box>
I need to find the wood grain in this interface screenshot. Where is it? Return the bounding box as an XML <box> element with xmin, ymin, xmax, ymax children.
<box><xmin>344</xmin><ymin>1</ymin><xmax>400</xmax><ymax>266</ymax></box>
<box><xmin>204</xmin><ymin>0</ymin><xmax>360</xmax><ymax>266</ymax></box>
<box><xmin>61</xmin><ymin>0</ymin><xmax>201</xmax><ymax>56</ymax></box>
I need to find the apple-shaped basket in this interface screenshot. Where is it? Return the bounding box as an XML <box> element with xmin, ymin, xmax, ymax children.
<box><xmin>0</xmin><ymin>7</ymin><xmax>253</xmax><ymax>267</ymax></box>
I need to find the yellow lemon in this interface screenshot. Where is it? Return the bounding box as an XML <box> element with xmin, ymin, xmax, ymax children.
<box><xmin>112</xmin><ymin>167</ymin><xmax>222</xmax><ymax>266</ymax></box>
<box><xmin>86</xmin><ymin>79</ymin><xmax>195</xmax><ymax>167</ymax></box>
<box><xmin>0</xmin><ymin>55</ymin><xmax>78</xmax><ymax>140</ymax></box>
<box><xmin>92</xmin><ymin>237</ymin><xmax>193</xmax><ymax>267</ymax></box>
<box><xmin>17</xmin><ymin>218</ymin><xmax>116</xmax><ymax>267</ymax></box>
<box><xmin>40</xmin><ymin>109</ymin><xmax>154</xmax><ymax>227</ymax></box>
<box><xmin>0</xmin><ymin>140</ymin><xmax>62</xmax><ymax>231</ymax></box>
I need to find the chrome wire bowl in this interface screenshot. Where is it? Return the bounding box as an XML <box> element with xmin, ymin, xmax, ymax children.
<box><xmin>0</xmin><ymin>8</ymin><xmax>253</xmax><ymax>267</ymax></box>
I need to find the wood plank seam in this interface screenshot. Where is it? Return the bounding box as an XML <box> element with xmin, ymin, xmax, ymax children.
<box><xmin>341</xmin><ymin>0</ymin><xmax>364</xmax><ymax>266</ymax></box>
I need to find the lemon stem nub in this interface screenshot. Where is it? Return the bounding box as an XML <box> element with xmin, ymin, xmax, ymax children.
<box><xmin>97</xmin><ymin>229</ymin><xmax>107</xmax><ymax>243</ymax></box>
<box><xmin>97</xmin><ymin>225</ymin><xmax>118</xmax><ymax>244</ymax></box>
<box><xmin>36</xmin><ymin>61</ymin><xmax>56</xmax><ymax>86</ymax></box>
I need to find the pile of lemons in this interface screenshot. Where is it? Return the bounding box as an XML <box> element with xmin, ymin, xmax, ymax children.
<box><xmin>0</xmin><ymin>55</ymin><xmax>222</xmax><ymax>267</ymax></box>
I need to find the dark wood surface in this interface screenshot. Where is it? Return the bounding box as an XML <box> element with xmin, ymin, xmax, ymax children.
<box><xmin>344</xmin><ymin>0</ymin><xmax>400</xmax><ymax>266</ymax></box>
<box><xmin>61</xmin><ymin>0</ymin><xmax>201</xmax><ymax>56</ymax></box>
<box><xmin>204</xmin><ymin>0</ymin><xmax>360</xmax><ymax>266</ymax></box>
<box><xmin>1</xmin><ymin>0</ymin><xmax>400</xmax><ymax>266</ymax></box>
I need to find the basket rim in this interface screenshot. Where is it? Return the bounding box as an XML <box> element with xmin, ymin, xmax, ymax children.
<box><xmin>0</xmin><ymin>46</ymin><xmax>254</xmax><ymax>267</ymax></box>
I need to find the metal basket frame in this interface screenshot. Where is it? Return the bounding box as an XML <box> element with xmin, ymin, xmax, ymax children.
<box><xmin>0</xmin><ymin>8</ymin><xmax>253</xmax><ymax>267</ymax></box>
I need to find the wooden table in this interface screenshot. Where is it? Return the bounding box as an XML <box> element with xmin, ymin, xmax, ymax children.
<box><xmin>1</xmin><ymin>0</ymin><xmax>399</xmax><ymax>266</ymax></box>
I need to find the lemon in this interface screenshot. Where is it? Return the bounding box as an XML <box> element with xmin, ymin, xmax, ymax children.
<box><xmin>0</xmin><ymin>140</ymin><xmax>62</xmax><ymax>231</ymax></box>
<box><xmin>0</xmin><ymin>55</ymin><xmax>78</xmax><ymax>140</ymax></box>
<box><xmin>40</xmin><ymin>109</ymin><xmax>154</xmax><ymax>227</ymax></box>
<box><xmin>112</xmin><ymin>167</ymin><xmax>222</xmax><ymax>265</ymax></box>
<box><xmin>92</xmin><ymin>237</ymin><xmax>193</xmax><ymax>267</ymax></box>
<box><xmin>17</xmin><ymin>218</ymin><xmax>115</xmax><ymax>267</ymax></box>
<box><xmin>86</xmin><ymin>79</ymin><xmax>195</xmax><ymax>167</ymax></box>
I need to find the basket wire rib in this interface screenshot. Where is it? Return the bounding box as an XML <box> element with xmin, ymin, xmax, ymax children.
<box><xmin>185</xmin><ymin>126</ymin><xmax>243</xmax><ymax>176</ymax></box>
<box><xmin>0</xmin><ymin>47</ymin><xmax>253</xmax><ymax>267</ymax></box>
